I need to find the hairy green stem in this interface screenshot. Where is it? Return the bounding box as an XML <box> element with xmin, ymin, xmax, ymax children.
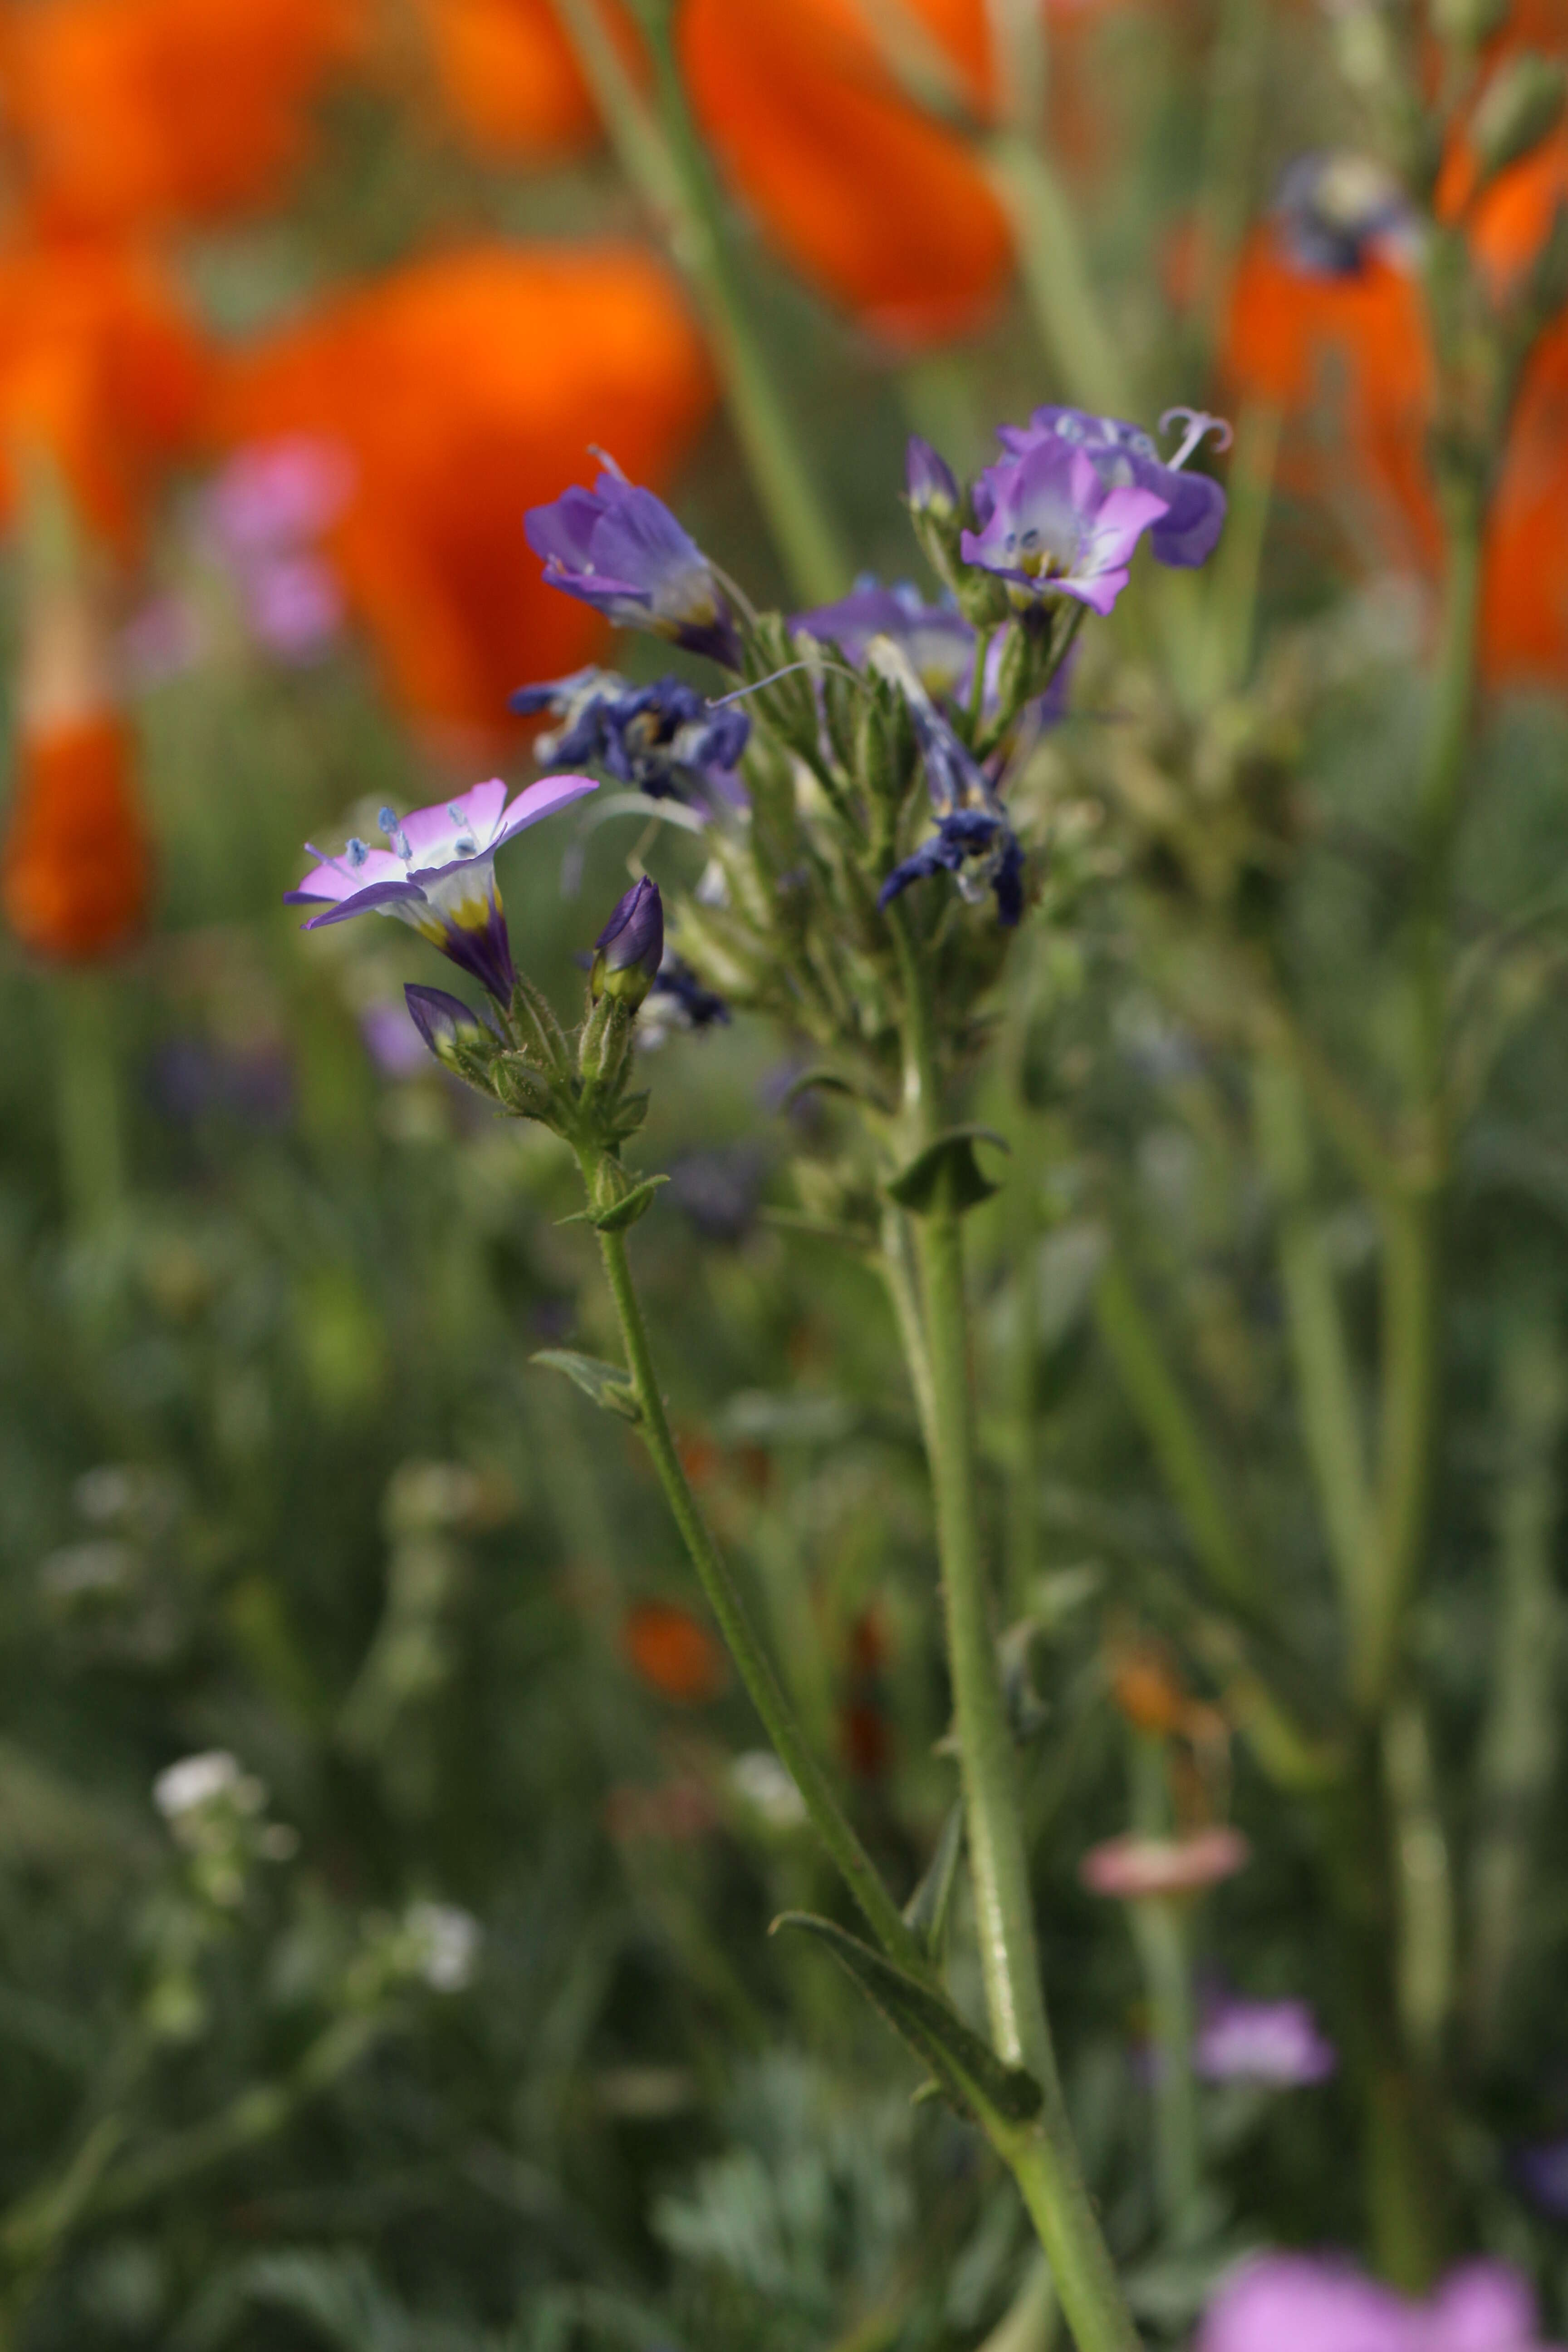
<box><xmin>591</xmin><ymin>1214</ymin><xmax>922</xmax><ymax>1971</ymax></box>
<box><xmin>549</xmin><ymin>0</ymin><xmax>848</xmax><ymax>604</ymax></box>
<box><xmin>887</xmin><ymin>910</ymin><xmax>1137</xmax><ymax>2352</ymax></box>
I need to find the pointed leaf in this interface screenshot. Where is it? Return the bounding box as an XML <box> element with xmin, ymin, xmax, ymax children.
<box><xmin>887</xmin><ymin>1127</ymin><xmax>1009</xmax><ymax>1215</ymax></box>
<box><xmin>769</xmin><ymin>1912</ymin><xmax>1042</xmax><ymax>2124</ymax></box>
<box><xmin>530</xmin><ymin>1351</ymin><xmax>642</xmax><ymax>1423</ymax></box>
<box><xmin>592</xmin><ymin>1175</ymin><xmax>669</xmax><ymax>1233</ymax></box>
<box><xmin>902</xmin><ymin>1801</ymin><xmax>965</xmax><ymax>1958</ymax></box>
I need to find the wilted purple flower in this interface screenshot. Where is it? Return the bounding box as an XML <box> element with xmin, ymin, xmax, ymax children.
<box><xmin>287</xmin><ymin>774</ymin><xmax>597</xmax><ymax>1002</ymax></box>
<box><xmin>962</xmin><ymin>434</ymin><xmax>1171</xmax><ymax>615</ymax></box>
<box><xmin>591</xmin><ymin>875</ymin><xmax>664</xmax><ymax>1006</ymax></box>
<box><xmin>403</xmin><ymin>984</ymin><xmax>504</xmax><ymax>1068</ymax></box>
<box><xmin>525</xmin><ymin>467</ymin><xmax>742</xmax><ymax>667</ymax></box>
<box><xmin>906</xmin><ymin>433</ymin><xmax>960</xmax><ymax>517</ymax></box>
<box><xmin>992</xmin><ymin>404</ymin><xmax>1230</xmax><ymax>571</ymax></box>
<box><xmin>1198</xmin><ymin>2255</ymin><xmax>1561</xmax><ymax>2352</ymax></box>
<box><xmin>510</xmin><ymin>668</ymin><xmax>749</xmax><ymax>807</ymax></box>
<box><xmin>793</xmin><ymin>578</ymin><xmax>976</xmax><ymax>700</ymax></box>
<box><xmin>1273</xmin><ymin>152</ymin><xmax>1419</xmax><ymax>279</ymax></box>
<box><xmin>1195</xmin><ymin>1994</ymin><xmax>1337</xmax><ymax>2086</ymax></box>
<box><xmin>868</xmin><ymin>640</ymin><xmax>1024</xmax><ymax>927</ymax></box>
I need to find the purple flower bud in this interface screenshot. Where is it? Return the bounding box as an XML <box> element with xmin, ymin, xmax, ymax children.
<box><xmin>905</xmin><ymin>434</ymin><xmax>959</xmax><ymax>518</ymax></box>
<box><xmin>403</xmin><ymin>985</ymin><xmax>502</xmax><ymax>1066</ymax></box>
<box><xmin>591</xmin><ymin>875</ymin><xmax>664</xmax><ymax>1007</ymax></box>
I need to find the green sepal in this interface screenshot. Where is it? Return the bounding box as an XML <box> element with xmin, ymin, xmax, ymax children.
<box><xmin>530</xmin><ymin>1350</ymin><xmax>642</xmax><ymax>1424</ymax></box>
<box><xmin>769</xmin><ymin>1912</ymin><xmax>1043</xmax><ymax>2125</ymax></box>
<box><xmin>901</xmin><ymin>1801</ymin><xmax>964</xmax><ymax>1960</ymax></box>
<box><xmin>887</xmin><ymin>1127</ymin><xmax>1009</xmax><ymax>1215</ymax></box>
<box><xmin>608</xmin><ymin>1090</ymin><xmax>651</xmax><ymax>1141</ymax></box>
<box><xmin>590</xmin><ymin>1174</ymin><xmax>668</xmax><ymax>1232</ymax></box>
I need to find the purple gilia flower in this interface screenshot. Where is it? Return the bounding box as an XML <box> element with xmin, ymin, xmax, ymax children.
<box><xmin>992</xmin><ymin>404</ymin><xmax>1230</xmax><ymax>571</ymax></box>
<box><xmin>524</xmin><ymin>466</ymin><xmax>742</xmax><ymax>667</ymax></box>
<box><xmin>868</xmin><ymin>641</ymin><xmax>1024</xmax><ymax>928</ymax></box>
<box><xmin>961</xmin><ymin>434</ymin><xmax>1171</xmax><ymax>615</ymax></box>
<box><xmin>510</xmin><ymin>668</ymin><xmax>749</xmax><ymax>807</ymax></box>
<box><xmin>906</xmin><ymin>433</ymin><xmax>960</xmax><ymax>517</ymax></box>
<box><xmin>403</xmin><ymin>984</ymin><xmax>503</xmax><ymax>1068</ymax></box>
<box><xmin>1195</xmin><ymin>1994</ymin><xmax>1337</xmax><ymax>2086</ymax></box>
<box><xmin>591</xmin><ymin>875</ymin><xmax>664</xmax><ymax>1006</ymax></box>
<box><xmin>793</xmin><ymin>578</ymin><xmax>976</xmax><ymax>701</ymax></box>
<box><xmin>1273</xmin><ymin>152</ymin><xmax>1419</xmax><ymax>279</ymax></box>
<box><xmin>286</xmin><ymin>774</ymin><xmax>596</xmax><ymax>1002</ymax></box>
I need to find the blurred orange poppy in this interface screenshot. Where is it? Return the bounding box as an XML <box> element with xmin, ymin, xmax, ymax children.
<box><xmin>221</xmin><ymin>243</ymin><xmax>714</xmax><ymax>735</ymax></box>
<box><xmin>622</xmin><ymin>1599</ymin><xmax>727</xmax><ymax>1704</ymax></box>
<box><xmin>3</xmin><ymin>712</ymin><xmax>150</xmax><ymax>961</ymax></box>
<box><xmin>413</xmin><ymin>0</ymin><xmax>599</xmax><ymax>163</ymax></box>
<box><xmin>0</xmin><ymin>0</ymin><xmax>363</xmax><ymax>235</ymax></box>
<box><xmin>0</xmin><ymin>237</ymin><xmax>213</xmax><ymax>556</ymax></box>
<box><xmin>679</xmin><ymin>0</ymin><xmax>1012</xmax><ymax>344</ymax></box>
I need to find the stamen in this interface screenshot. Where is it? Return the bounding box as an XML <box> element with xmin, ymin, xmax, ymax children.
<box><xmin>587</xmin><ymin>444</ymin><xmax>628</xmax><ymax>481</ymax></box>
<box><xmin>707</xmin><ymin>662</ymin><xmax>818</xmax><ymax>706</ymax></box>
<box><xmin>1159</xmin><ymin>408</ymin><xmax>1235</xmax><ymax>470</ymax></box>
<box><xmin>305</xmin><ymin>838</ymin><xmax>361</xmax><ymax>880</ymax></box>
<box><xmin>378</xmin><ymin>805</ymin><xmax>412</xmax><ymax>859</ymax></box>
<box><xmin>445</xmin><ymin>805</ymin><xmax>479</xmax><ymax>855</ymax></box>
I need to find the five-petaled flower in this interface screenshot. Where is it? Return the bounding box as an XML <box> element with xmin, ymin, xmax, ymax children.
<box><xmin>511</xmin><ymin>668</ymin><xmax>749</xmax><ymax>807</ymax></box>
<box><xmin>285</xmin><ymin>774</ymin><xmax>596</xmax><ymax>1002</ymax></box>
<box><xmin>962</xmin><ymin>434</ymin><xmax>1171</xmax><ymax>616</ymax></box>
<box><xmin>995</xmin><ymin>405</ymin><xmax>1231</xmax><ymax>571</ymax></box>
<box><xmin>526</xmin><ymin>466</ymin><xmax>742</xmax><ymax>668</ymax></box>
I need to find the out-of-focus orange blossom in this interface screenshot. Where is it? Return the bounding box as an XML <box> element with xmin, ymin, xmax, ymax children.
<box><xmin>0</xmin><ymin>238</ymin><xmax>213</xmax><ymax>556</ymax></box>
<box><xmin>0</xmin><ymin>0</ymin><xmax>363</xmax><ymax>235</ymax></box>
<box><xmin>413</xmin><ymin>0</ymin><xmax>598</xmax><ymax>164</ymax></box>
<box><xmin>2</xmin><ymin>712</ymin><xmax>150</xmax><ymax>961</ymax></box>
<box><xmin>220</xmin><ymin>244</ymin><xmax>714</xmax><ymax>736</ymax></box>
<box><xmin>622</xmin><ymin>1598</ymin><xmax>728</xmax><ymax>1704</ymax></box>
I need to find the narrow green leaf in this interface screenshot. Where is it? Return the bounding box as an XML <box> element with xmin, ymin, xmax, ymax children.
<box><xmin>887</xmin><ymin>1127</ymin><xmax>1009</xmax><ymax>1215</ymax></box>
<box><xmin>769</xmin><ymin>1912</ymin><xmax>1043</xmax><ymax>2124</ymax></box>
<box><xmin>902</xmin><ymin>1801</ymin><xmax>965</xmax><ymax>1958</ymax></box>
<box><xmin>530</xmin><ymin>1350</ymin><xmax>642</xmax><ymax>1423</ymax></box>
<box><xmin>592</xmin><ymin>1175</ymin><xmax>669</xmax><ymax>1233</ymax></box>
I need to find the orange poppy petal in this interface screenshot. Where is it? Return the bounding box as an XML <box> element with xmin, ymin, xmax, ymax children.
<box><xmin>623</xmin><ymin>1599</ymin><xmax>727</xmax><ymax>1704</ymax></box>
<box><xmin>680</xmin><ymin>0</ymin><xmax>1012</xmax><ymax>346</ymax></box>
<box><xmin>414</xmin><ymin>0</ymin><xmax>598</xmax><ymax>161</ymax></box>
<box><xmin>220</xmin><ymin>243</ymin><xmax>714</xmax><ymax>735</ymax></box>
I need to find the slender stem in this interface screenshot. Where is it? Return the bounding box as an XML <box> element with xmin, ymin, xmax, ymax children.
<box><xmin>886</xmin><ymin>908</ymin><xmax>1138</xmax><ymax>2352</ymax></box>
<box><xmin>549</xmin><ymin>0</ymin><xmax>849</xmax><ymax>604</ymax></box>
<box><xmin>1093</xmin><ymin>1252</ymin><xmax>1255</xmax><ymax>1614</ymax></box>
<box><xmin>1250</xmin><ymin>1048</ymin><xmax>1371</xmax><ymax>1632</ymax></box>
<box><xmin>1381</xmin><ymin>1696</ymin><xmax>1454</xmax><ymax>2070</ymax></box>
<box><xmin>879</xmin><ymin>1206</ymin><xmax>939</xmax><ymax>1462</ymax></box>
<box><xmin>592</xmin><ymin>1217</ymin><xmax>924</xmax><ymax>1972</ymax></box>
<box><xmin>984</xmin><ymin>133</ymin><xmax>1132</xmax><ymax>420</ymax></box>
<box><xmin>55</xmin><ymin>975</ymin><xmax>124</xmax><ymax>1238</ymax></box>
<box><xmin>1129</xmin><ymin>1897</ymin><xmax>1200</xmax><ymax>2241</ymax></box>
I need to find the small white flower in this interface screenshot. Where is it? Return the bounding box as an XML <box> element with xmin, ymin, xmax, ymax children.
<box><xmin>153</xmin><ymin>1751</ymin><xmax>245</xmax><ymax>1820</ymax></box>
<box><xmin>406</xmin><ymin>1901</ymin><xmax>481</xmax><ymax>1993</ymax></box>
<box><xmin>728</xmin><ymin>1750</ymin><xmax>807</xmax><ymax>1831</ymax></box>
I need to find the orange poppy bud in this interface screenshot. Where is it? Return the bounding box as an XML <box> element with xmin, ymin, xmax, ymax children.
<box><xmin>622</xmin><ymin>1599</ymin><xmax>728</xmax><ymax>1704</ymax></box>
<box><xmin>679</xmin><ymin>0</ymin><xmax>1012</xmax><ymax>346</ymax></box>
<box><xmin>0</xmin><ymin>0</ymin><xmax>364</xmax><ymax>234</ymax></box>
<box><xmin>221</xmin><ymin>243</ymin><xmax>713</xmax><ymax>736</ymax></box>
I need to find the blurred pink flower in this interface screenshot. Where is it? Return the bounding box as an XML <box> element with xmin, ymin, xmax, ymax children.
<box><xmin>1079</xmin><ymin>1826</ymin><xmax>1249</xmax><ymax>1899</ymax></box>
<box><xmin>1199</xmin><ymin>2256</ymin><xmax>1561</xmax><ymax>2352</ymax></box>
<box><xmin>1196</xmin><ymin>1993</ymin><xmax>1337</xmax><ymax>2086</ymax></box>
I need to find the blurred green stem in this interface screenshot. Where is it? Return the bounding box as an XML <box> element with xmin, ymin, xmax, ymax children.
<box><xmin>1130</xmin><ymin>1897</ymin><xmax>1200</xmax><ymax>2240</ymax></box>
<box><xmin>887</xmin><ymin>907</ymin><xmax>1138</xmax><ymax>2352</ymax></box>
<box><xmin>1093</xmin><ymin>1252</ymin><xmax>1255</xmax><ymax>1614</ymax></box>
<box><xmin>985</xmin><ymin>134</ymin><xmax>1132</xmax><ymax>419</ymax></box>
<box><xmin>55</xmin><ymin>974</ymin><xmax>124</xmax><ymax>1237</ymax></box>
<box><xmin>1467</xmin><ymin>1300</ymin><xmax>1565</xmax><ymax>2059</ymax></box>
<box><xmin>549</xmin><ymin>0</ymin><xmax>849</xmax><ymax>604</ymax></box>
<box><xmin>590</xmin><ymin>1214</ymin><xmax>923</xmax><ymax>1970</ymax></box>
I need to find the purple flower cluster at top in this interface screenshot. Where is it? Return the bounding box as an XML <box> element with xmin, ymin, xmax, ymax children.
<box><xmin>202</xmin><ymin>436</ymin><xmax>353</xmax><ymax>664</ymax></box>
<box><xmin>525</xmin><ymin>465</ymin><xmax>742</xmax><ymax>668</ymax></box>
<box><xmin>1200</xmin><ymin>2257</ymin><xmax>1562</xmax><ymax>2352</ymax></box>
<box><xmin>962</xmin><ymin>406</ymin><xmax>1229</xmax><ymax>609</ymax></box>
<box><xmin>1195</xmin><ymin>1994</ymin><xmax>1337</xmax><ymax>2087</ymax></box>
<box><xmin>510</xmin><ymin>668</ymin><xmax>749</xmax><ymax>809</ymax></box>
<box><xmin>287</xmin><ymin>774</ymin><xmax>596</xmax><ymax>1002</ymax></box>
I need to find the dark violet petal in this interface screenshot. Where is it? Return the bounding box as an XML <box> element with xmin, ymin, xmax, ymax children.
<box><xmin>299</xmin><ymin>878</ymin><xmax>427</xmax><ymax>926</ymax></box>
<box><xmin>1148</xmin><ymin>469</ymin><xmax>1227</xmax><ymax>568</ymax></box>
<box><xmin>404</xmin><ymin>983</ymin><xmax>502</xmax><ymax>1061</ymax></box>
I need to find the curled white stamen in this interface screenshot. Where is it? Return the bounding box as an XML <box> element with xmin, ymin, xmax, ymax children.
<box><xmin>1159</xmin><ymin>408</ymin><xmax>1235</xmax><ymax>470</ymax></box>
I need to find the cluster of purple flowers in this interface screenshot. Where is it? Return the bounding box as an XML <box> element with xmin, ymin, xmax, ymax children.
<box><xmin>510</xmin><ymin>667</ymin><xmax>749</xmax><ymax>809</ymax></box>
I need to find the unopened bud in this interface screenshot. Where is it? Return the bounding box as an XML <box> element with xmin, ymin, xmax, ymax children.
<box><xmin>1471</xmin><ymin>54</ymin><xmax>1567</xmax><ymax>182</ymax></box>
<box><xmin>905</xmin><ymin>434</ymin><xmax>959</xmax><ymax>520</ymax></box>
<box><xmin>591</xmin><ymin>875</ymin><xmax>664</xmax><ymax>1009</ymax></box>
<box><xmin>404</xmin><ymin>984</ymin><xmax>502</xmax><ymax>1070</ymax></box>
